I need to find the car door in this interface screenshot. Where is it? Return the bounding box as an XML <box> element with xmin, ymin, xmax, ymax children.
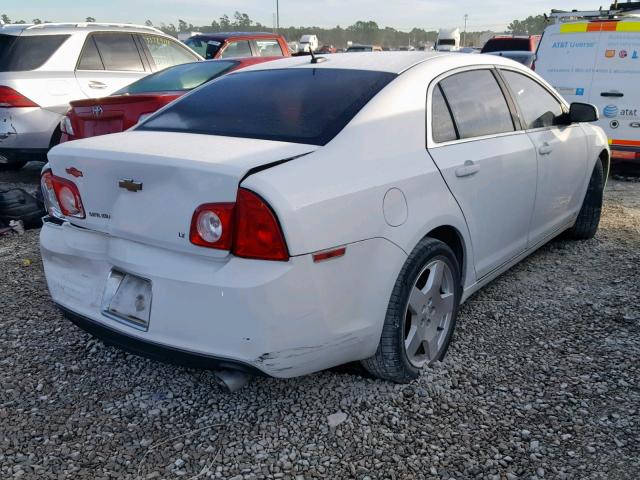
<box><xmin>253</xmin><ymin>38</ymin><xmax>286</xmax><ymax>57</ymax></box>
<box><xmin>427</xmin><ymin>68</ymin><xmax>538</xmax><ymax>279</ymax></box>
<box><xmin>75</xmin><ymin>32</ymin><xmax>149</xmax><ymax>98</ymax></box>
<box><xmin>499</xmin><ymin>68</ymin><xmax>589</xmax><ymax>245</ymax></box>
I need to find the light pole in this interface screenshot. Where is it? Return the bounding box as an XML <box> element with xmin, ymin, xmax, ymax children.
<box><xmin>276</xmin><ymin>0</ymin><xmax>280</xmax><ymax>32</ymax></box>
<box><xmin>463</xmin><ymin>14</ymin><xmax>468</xmax><ymax>47</ymax></box>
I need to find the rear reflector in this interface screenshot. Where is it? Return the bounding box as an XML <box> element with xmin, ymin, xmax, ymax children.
<box><xmin>0</xmin><ymin>86</ymin><xmax>38</xmax><ymax>108</ymax></box>
<box><xmin>313</xmin><ymin>247</ymin><xmax>347</xmax><ymax>263</ymax></box>
<box><xmin>611</xmin><ymin>150</ymin><xmax>639</xmax><ymax>160</ymax></box>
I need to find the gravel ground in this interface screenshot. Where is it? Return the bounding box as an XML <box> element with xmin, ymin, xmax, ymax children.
<box><xmin>1</xmin><ymin>166</ymin><xmax>639</xmax><ymax>480</ymax></box>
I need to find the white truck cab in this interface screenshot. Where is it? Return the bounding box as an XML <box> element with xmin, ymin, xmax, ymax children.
<box><xmin>536</xmin><ymin>13</ymin><xmax>640</xmax><ymax>162</ymax></box>
<box><xmin>298</xmin><ymin>35</ymin><xmax>319</xmax><ymax>53</ymax></box>
<box><xmin>435</xmin><ymin>28</ymin><xmax>461</xmax><ymax>52</ymax></box>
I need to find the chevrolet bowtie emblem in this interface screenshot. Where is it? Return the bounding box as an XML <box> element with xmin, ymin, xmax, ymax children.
<box><xmin>119</xmin><ymin>179</ymin><xmax>143</xmax><ymax>192</ymax></box>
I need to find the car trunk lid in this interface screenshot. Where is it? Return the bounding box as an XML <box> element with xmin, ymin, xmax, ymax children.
<box><xmin>69</xmin><ymin>94</ymin><xmax>181</xmax><ymax>139</ymax></box>
<box><xmin>47</xmin><ymin>131</ymin><xmax>317</xmax><ymax>257</ymax></box>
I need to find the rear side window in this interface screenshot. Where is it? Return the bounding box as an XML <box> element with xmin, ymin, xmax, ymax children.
<box><xmin>138</xmin><ymin>68</ymin><xmax>396</xmax><ymax>146</ymax></box>
<box><xmin>116</xmin><ymin>60</ymin><xmax>237</xmax><ymax>94</ymax></box>
<box><xmin>481</xmin><ymin>38</ymin><xmax>532</xmax><ymax>53</ymax></box>
<box><xmin>220</xmin><ymin>40</ymin><xmax>252</xmax><ymax>59</ymax></box>
<box><xmin>501</xmin><ymin>70</ymin><xmax>564</xmax><ymax>129</ymax></box>
<box><xmin>431</xmin><ymin>85</ymin><xmax>457</xmax><ymax>143</ymax></box>
<box><xmin>90</xmin><ymin>33</ymin><xmax>145</xmax><ymax>71</ymax></box>
<box><xmin>0</xmin><ymin>34</ymin><xmax>70</xmax><ymax>72</ymax></box>
<box><xmin>77</xmin><ymin>36</ymin><xmax>104</xmax><ymax>70</ymax></box>
<box><xmin>140</xmin><ymin>35</ymin><xmax>198</xmax><ymax>70</ymax></box>
<box><xmin>255</xmin><ymin>39</ymin><xmax>284</xmax><ymax>56</ymax></box>
<box><xmin>439</xmin><ymin>70</ymin><xmax>515</xmax><ymax>139</ymax></box>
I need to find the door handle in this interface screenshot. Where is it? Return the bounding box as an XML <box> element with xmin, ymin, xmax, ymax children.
<box><xmin>601</xmin><ymin>91</ymin><xmax>624</xmax><ymax>98</ymax></box>
<box><xmin>455</xmin><ymin>160</ymin><xmax>480</xmax><ymax>178</ymax></box>
<box><xmin>538</xmin><ymin>142</ymin><xmax>553</xmax><ymax>155</ymax></box>
<box><xmin>88</xmin><ymin>80</ymin><xmax>108</xmax><ymax>89</ymax></box>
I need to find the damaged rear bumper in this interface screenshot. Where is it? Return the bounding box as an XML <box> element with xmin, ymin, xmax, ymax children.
<box><xmin>40</xmin><ymin>221</ymin><xmax>406</xmax><ymax>378</ymax></box>
<box><xmin>0</xmin><ymin>107</ymin><xmax>62</xmax><ymax>164</ymax></box>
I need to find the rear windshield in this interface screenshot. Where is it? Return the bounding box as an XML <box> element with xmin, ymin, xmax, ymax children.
<box><xmin>0</xmin><ymin>34</ymin><xmax>70</xmax><ymax>71</ymax></box>
<box><xmin>138</xmin><ymin>68</ymin><xmax>396</xmax><ymax>146</ymax></box>
<box><xmin>482</xmin><ymin>38</ymin><xmax>531</xmax><ymax>53</ymax></box>
<box><xmin>438</xmin><ymin>39</ymin><xmax>456</xmax><ymax>46</ymax></box>
<box><xmin>347</xmin><ymin>46</ymin><xmax>372</xmax><ymax>52</ymax></box>
<box><xmin>115</xmin><ymin>60</ymin><xmax>238</xmax><ymax>95</ymax></box>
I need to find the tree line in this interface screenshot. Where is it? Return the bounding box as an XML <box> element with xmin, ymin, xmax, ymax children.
<box><xmin>1</xmin><ymin>12</ymin><xmax>549</xmax><ymax>47</ymax></box>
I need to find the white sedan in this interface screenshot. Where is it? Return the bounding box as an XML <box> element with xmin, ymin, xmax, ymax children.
<box><xmin>40</xmin><ymin>52</ymin><xmax>608</xmax><ymax>384</ymax></box>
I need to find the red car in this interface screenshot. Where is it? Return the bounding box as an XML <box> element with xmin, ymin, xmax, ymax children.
<box><xmin>481</xmin><ymin>35</ymin><xmax>541</xmax><ymax>54</ymax></box>
<box><xmin>60</xmin><ymin>57</ymin><xmax>279</xmax><ymax>142</ymax></box>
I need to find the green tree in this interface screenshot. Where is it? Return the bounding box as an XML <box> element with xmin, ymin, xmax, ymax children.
<box><xmin>86</xmin><ymin>16</ymin><xmax>96</xmax><ymax>23</ymax></box>
<box><xmin>145</xmin><ymin>19</ymin><xmax>153</xmax><ymax>27</ymax></box>
<box><xmin>1</xmin><ymin>14</ymin><xmax>11</xmax><ymax>24</ymax></box>
<box><xmin>219</xmin><ymin>14</ymin><xmax>230</xmax><ymax>30</ymax></box>
<box><xmin>178</xmin><ymin>19</ymin><xmax>188</xmax><ymax>32</ymax></box>
<box><xmin>32</xmin><ymin>18</ymin><xmax>42</xmax><ymax>24</ymax></box>
<box><xmin>508</xmin><ymin>15</ymin><xmax>548</xmax><ymax>35</ymax></box>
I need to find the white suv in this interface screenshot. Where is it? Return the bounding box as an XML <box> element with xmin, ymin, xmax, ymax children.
<box><xmin>0</xmin><ymin>22</ymin><xmax>201</xmax><ymax>170</ymax></box>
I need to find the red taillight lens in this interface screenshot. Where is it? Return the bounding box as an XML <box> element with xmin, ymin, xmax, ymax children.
<box><xmin>233</xmin><ymin>189</ymin><xmax>289</xmax><ymax>261</ymax></box>
<box><xmin>0</xmin><ymin>86</ymin><xmax>38</xmax><ymax>108</ymax></box>
<box><xmin>189</xmin><ymin>188</ymin><xmax>289</xmax><ymax>261</ymax></box>
<box><xmin>189</xmin><ymin>203</ymin><xmax>234</xmax><ymax>249</ymax></box>
<box><xmin>40</xmin><ymin>170</ymin><xmax>85</xmax><ymax>219</ymax></box>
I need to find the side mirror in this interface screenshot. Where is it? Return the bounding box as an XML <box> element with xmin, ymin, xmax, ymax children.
<box><xmin>569</xmin><ymin>103</ymin><xmax>599</xmax><ymax>123</ymax></box>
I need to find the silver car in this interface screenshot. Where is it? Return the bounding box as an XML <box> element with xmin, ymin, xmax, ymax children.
<box><xmin>0</xmin><ymin>22</ymin><xmax>201</xmax><ymax>170</ymax></box>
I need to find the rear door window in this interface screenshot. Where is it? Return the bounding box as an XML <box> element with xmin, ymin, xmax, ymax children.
<box><xmin>501</xmin><ymin>70</ymin><xmax>565</xmax><ymax>129</ymax></box>
<box><xmin>0</xmin><ymin>34</ymin><xmax>70</xmax><ymax>71</ymax></box>
<box><xmin>431</xmin><ymin>85</ymin><xmax>458</xmax><ymax>143</ymax></box>
<box><xmin>255</xmin><ymin>39</ymin><xmax>284</xmax><ymax>56</ymax></box>
<box><xmin>139</xmin><ymin>34</ymin><xmax>199</xmax><ymax>70</ymax></box>
<box><xmin>91</xmin><ymin>33</ymin><xmax>145</xmax><ymax>71</ymax></box>
<box><xmin>439</xmin><ymin>70</ymin><xmax>515</xmax><ymax>139</ymax></box>
<box><xmin>77</xmin><ymin>36</ymin><xmax>104</xmax><ymax>70</ymax></box>
<box><xmin>138</xmin><ymin>68</ymin><xmax>396</xmax><ymax>146</ymax></box>
<box><xmin>219</xmin><ymin>40</ymin><xmax>253</xmax><ymax>59</ymax></box>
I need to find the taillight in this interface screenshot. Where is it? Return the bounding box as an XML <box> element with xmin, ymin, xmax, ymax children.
<box><xmin>60</xmin><ymin>114</ymin><xmax>74</xmax><ymax>136</ymax></box>
<box><xmin>189</xmin><ymin>188</ymin><xmax>289</xmax><ymax>261</ymax></box>
<box><xmin>189</xmin><ymin>203</ymin><xmax>234</xmax><ymax>249</ymax></box>
<box><xmin>0</xmin><ymin>86</ymin><xmax>38</xmax><ymax>108</ymax></box>
<box><xmin>233</xmin><ymin>189</ymin><xmax>289</xmax><ymax>261</ymax></box>
<box><xmin>40</xmin><ymin>170</ymin><xmax>85</xmax><ymax>219</ymax></box>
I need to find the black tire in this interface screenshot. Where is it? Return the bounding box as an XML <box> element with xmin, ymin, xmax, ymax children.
<box><xmin>0</xmin><ymin>161</ymin><xmax>27</xmax><ymax>171</ymax></box>
<box><xmin>0</xmin><ymin>189</ymin><xmax>46</xmax><ymax>229</ymax></box>
<box><xmin>567</xmin><ymin>158</ymin><xmax>604</xmax><ymax>240</ymax></box>
<box><xmin>362</xmin><ymin>237</ymin><xmax>462</xmax><ymax>383</ymax></box>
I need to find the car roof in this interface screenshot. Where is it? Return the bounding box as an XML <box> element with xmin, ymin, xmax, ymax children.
<box><xmin>0</xmin><ymin>22</ymin><xmax>168</xmax><ymax>36</ymax></box>
<box><xmin>236</xmin><ymin>51</ymin><xmax>447</xmax><ymax>74</ymax></box>
<box><xmin>236</xmin><ymin>51</ymin><xmax>530</xmax><ymax>75</ymax></box>
<box><xmin>190</xmin><ymin>32</ymin><xmax>282</xmax><ymax>41</ymax></box>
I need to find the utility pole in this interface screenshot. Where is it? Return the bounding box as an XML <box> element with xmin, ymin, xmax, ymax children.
<box><xmin>276</xmin><ymin>0</ymin><xmax>280</xmax><ymax>32</ymax></box>
<box><xmin>463</xmin><ymin>14</ymin><xmax>468</xmax><ymax>47</ymax></box>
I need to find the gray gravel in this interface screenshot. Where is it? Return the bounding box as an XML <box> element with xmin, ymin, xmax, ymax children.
<box><xmin>1</xmin><ymin>166</ymin><xmax>639</xmax><ymax>479</ymax></box>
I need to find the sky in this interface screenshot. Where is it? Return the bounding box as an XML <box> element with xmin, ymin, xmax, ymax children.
<box><xmin>3</xmin><ymin>1</ymin><xmax>590</xmax><ymax>31</ymax></box>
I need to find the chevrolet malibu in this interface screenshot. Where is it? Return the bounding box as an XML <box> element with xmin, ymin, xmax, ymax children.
<box><xmin>40</xmin><ymin>52</ymin><xmax>608</xmax><ymax>384</ymax></box>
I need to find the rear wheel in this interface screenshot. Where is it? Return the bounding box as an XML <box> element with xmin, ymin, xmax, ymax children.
<box><xmin>567</xmin><ymin>158</ymin><xmax>604</xmax><ymax>240</ymax></box>
<box><xmin>362</xmin><ymin>238</ymin><xmax>461</xmax><ymax>383</ymax></box>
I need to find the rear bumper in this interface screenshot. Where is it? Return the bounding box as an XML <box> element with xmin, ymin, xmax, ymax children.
<box><xmin>0</xmin><ymin>107</ymin><xmax>62</xmax><ymax>159</ymax></box>
<box><xmin>611</xmin><ymin>145</ymin><xmax>640</xmax><ymax>162</ymax></box>
<box><xmin>40</xmin><ymin>221</ymin><xmax>405</xmax><ymax>378</ymax></box>
<box><xmin>59</xmin><ymin>305</ymin><xmax>266</xmax><ymax>376</ymax></box>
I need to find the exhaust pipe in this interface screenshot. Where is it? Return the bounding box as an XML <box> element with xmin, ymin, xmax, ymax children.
<box><xmin>214</xmin><ymin>369</ymin><xmax>250</xmax><ymax>392</ymax></box>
